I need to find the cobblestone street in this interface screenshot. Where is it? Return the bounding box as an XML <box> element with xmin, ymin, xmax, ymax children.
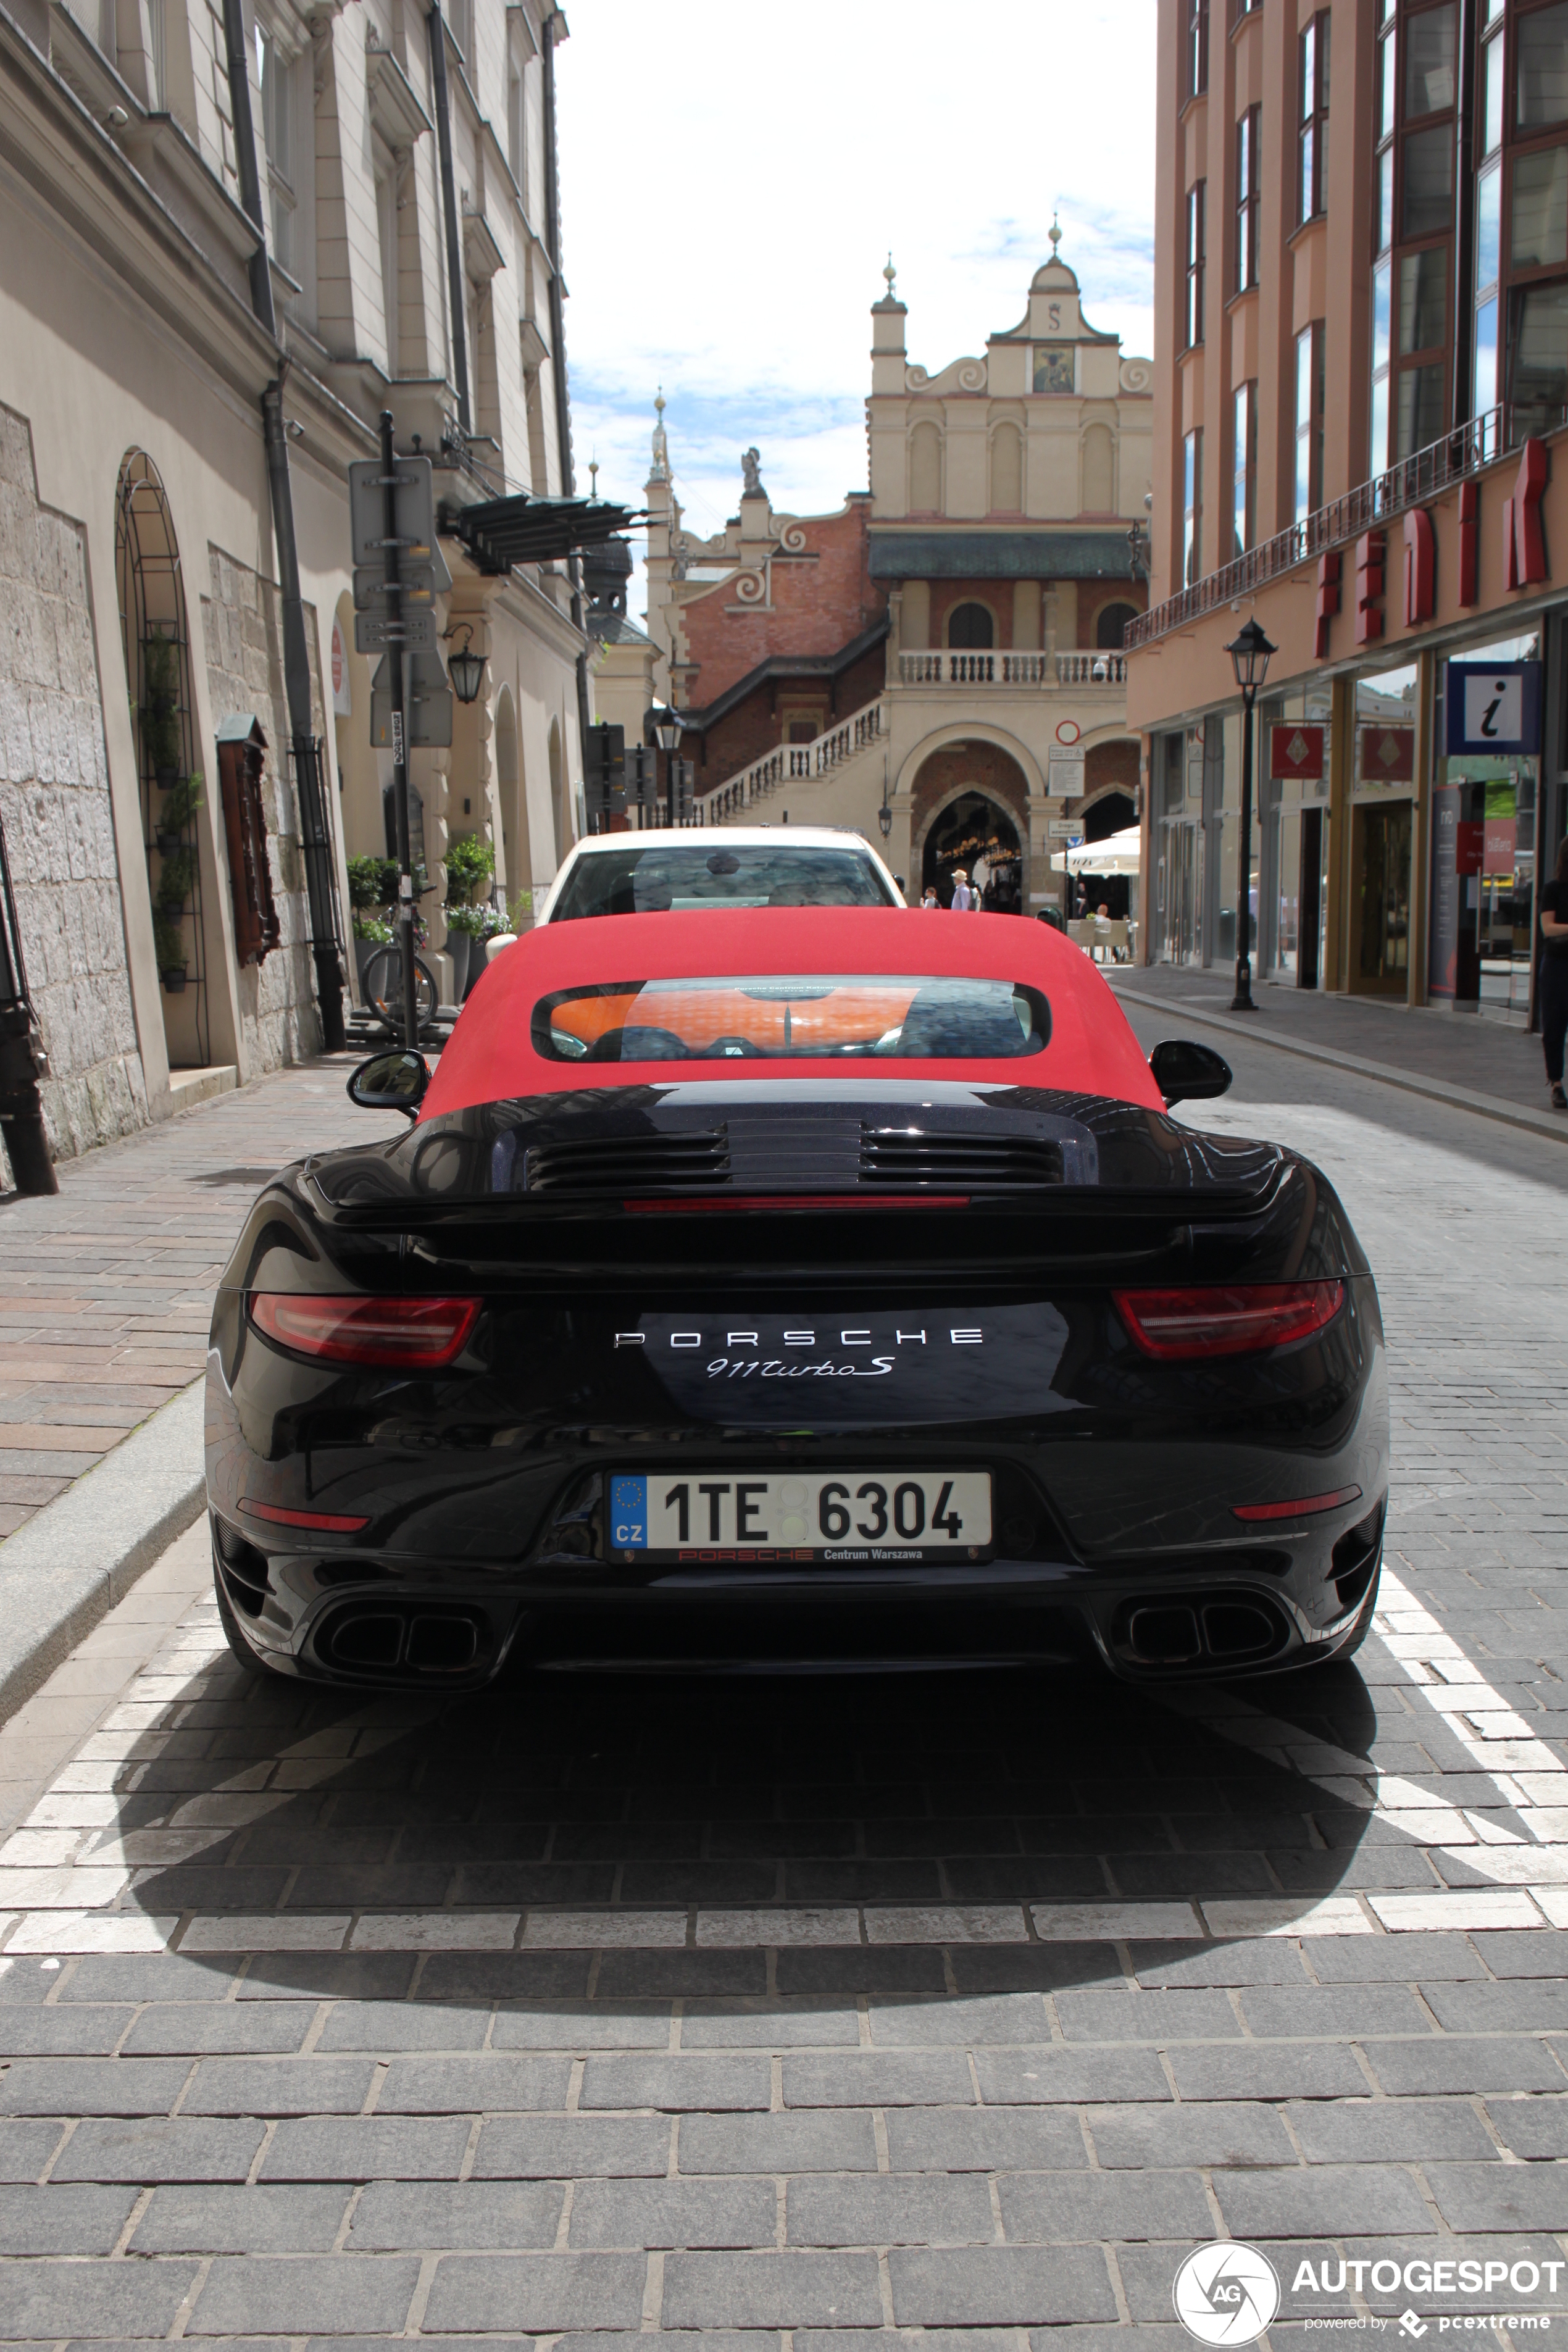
<box><xmin>1</xmin><ymin>1025</ymin><xmax>1567</xmax><ymax>2341</ymax></box>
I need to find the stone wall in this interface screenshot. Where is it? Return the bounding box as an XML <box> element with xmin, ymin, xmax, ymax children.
<box><xmin>200</xmin><ymin>548</ymin><xmax>325</xmax><ymax>1072</ymax></box>
<box><xmin>0</xmin><ymin>402</ymin><xmax>149</xmax><ymax>1181</ymax></box>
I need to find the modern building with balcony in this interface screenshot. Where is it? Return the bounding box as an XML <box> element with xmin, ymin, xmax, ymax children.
<box><xmin>1128</xmin><ymin>0</ymin><xmax>1568</xmax><ymax>1036</ymax></box>
<box><xmin>643</xmin><ymin>246</ymin><xmax>1153</xmax><ymax>912</ymax></box>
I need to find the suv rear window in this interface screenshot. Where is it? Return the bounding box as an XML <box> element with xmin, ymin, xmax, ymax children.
<box><xmin>533</xmin><ymin>976</ymin><xmax>1050</xmax><ymax>1062</ymax></box>
<box><xmin>549</xmin><ymin>843</ymin><xmax>894</xmax><ymax>919</ymax></box>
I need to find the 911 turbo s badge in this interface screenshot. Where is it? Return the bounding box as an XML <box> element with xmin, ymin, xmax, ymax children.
<box><xmin>607</xmin><ymin>1309</ymin><xmax>1074</xmax><ymax>1429</ymax></box>
<box><xmin>614</xmin><ymin>1325</ymin><xmax>985</xmax><ymax>1379</ymax></box>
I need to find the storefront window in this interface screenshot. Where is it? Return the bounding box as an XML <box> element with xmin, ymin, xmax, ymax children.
<box><xmin>1433</xmin><ymin>627</ymin><xmax>1543</xmax><ymax>1022</ymax></box>
<box><xmin>1260</xmin><ymin>686</ymin><xmax>1332</xmax><ymax>988</ymax></box>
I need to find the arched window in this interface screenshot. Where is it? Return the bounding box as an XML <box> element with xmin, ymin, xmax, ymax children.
<box><xmin>909</xmin><ymin>420</ymin><xmax>942</xmax><ymax>511</ymax></box>
<box><xmin>115</xmin><ymin>450</ymin><xmax>211</xmax><ymax>1066</ymax></box>
<box><xmin>948</xmin><ymin>602</ymin><xmax>995</xmax><ymax>649</ymax></box>
<box><xmin>990</xmin><ymin>423</ymin><xmax>1022</xmax><ymax>511</ymax></box>
<box><xmin>1081</xmin><ymin>422</ymin><xmax>1115</xmax><ymax>512</ymax></box>
<box><xmin>1096</xmin><ymin>601</ymin><xmax>1138</xmax><ymax>649</ymax></box>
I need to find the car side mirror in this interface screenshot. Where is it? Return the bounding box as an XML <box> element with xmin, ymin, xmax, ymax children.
<box><xmin>346</xmin><ymin>1049</ymin><xmax>428</xmax><ymax>1119</ymax></box>
<box><xmin>1149</xmin><ymin>1038</ymin><xmax>1232</xmax><ymax>1107</ymax></box>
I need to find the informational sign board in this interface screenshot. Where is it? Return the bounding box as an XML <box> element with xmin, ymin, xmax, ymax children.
<box><xmin>369</xmin><ymin>651</ymin><xmax>453</xmax><ymax>749</ymax></box>
<box><xmin>355</xmin><ymin>608</ymin><xmax>436</xmax><ymax>654</ymax></box>
<box><xmin>1047</xmin><ymin>752</ymin><xmax>1085</xmax><ymax>798</ymax></box>
<box><xmin>1445</xmin><ymin>659</ymin><xmax>1542</xmax><ymax>754</ymax></box>
<box><xmin>1047</xmin><ymin>820</ymin><xmax>1077</xmax><ymax>838</ymax></box>
<box><xmin>1483</xmin><ymin>817</ymin><xmax>1518</xmax><ymax>876</ymax></box>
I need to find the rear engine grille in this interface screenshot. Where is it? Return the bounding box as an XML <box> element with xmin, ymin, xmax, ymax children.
<box><xmin>525</xmin><ymin>1129</ymin><xmax>730</xmax><ymax>1194</ymax></box>
<box><xmin>861</xmin><ymin>1131</ymin><xmax>1064</xmax><ymax>1190</ymax></box>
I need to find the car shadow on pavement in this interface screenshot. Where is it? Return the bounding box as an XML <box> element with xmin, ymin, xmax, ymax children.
<box><xmin>112</xmin><ymin>1633</ymin><xmax>1379</xmax><ymax>2006</ymax></box>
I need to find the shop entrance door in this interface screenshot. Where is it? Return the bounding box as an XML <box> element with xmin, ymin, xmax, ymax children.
<box><xmin>1356</xmin><ymin>802</ymin><xmax>1413</xmax><ymax>992</ymax></box>
<box><xmin>1299</xmin><ymin>807</ymin><xmax>1325</xmax><ymax>988</ymax></box>
<box><xmin>1162</xmin><ymin>820</ymin><xmax>1200</xmax><ymax>963</ymax></box>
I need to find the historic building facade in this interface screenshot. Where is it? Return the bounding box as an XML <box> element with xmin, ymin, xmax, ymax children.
<box><xmin>1128</xmin><ymin>0</ymin><xmax>1568</xmax><ymax>1035</ymax></box>
<box><xmin>644</xmin><ymin>244</ymin><xmax>1153</xmax><ymax>911</ymax></box>
<box><xmin>0</xmin><ymin>0</ymin><xmax>587</xmax><ymax>1181</ymax></box>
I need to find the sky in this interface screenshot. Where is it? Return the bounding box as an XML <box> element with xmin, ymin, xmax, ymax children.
<box><xmin>555</xmin><ymin>0</ymin><xmax>1158</xmax><ymax>620</ymax></box>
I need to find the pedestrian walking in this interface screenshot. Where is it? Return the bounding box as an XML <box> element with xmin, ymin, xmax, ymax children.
<box><xmin>921</xmin><ymin>885</ymin><xmax>940</xmax><ymax>909</ymax></box>
<box><xmin>949</xmin><ymin>867</ymin><xmax>977</xmax><ymax>912</ymax></box>
<box><xmin>1541</xmin><ymin>836</ymin><xmax>1568</xmax><ymax>1111</ymax></box>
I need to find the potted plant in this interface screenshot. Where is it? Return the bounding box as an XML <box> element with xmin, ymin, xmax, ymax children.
<box><xmin>154</xmin><ymin>774</ymin><xmax>204</xmax><ymax>858</ymax></box>
<box><xmin>348</xmin><ymin>856</ymin><xmax>398</xmax><ymax>986</ymax></box>
<box><xmin>443</xmin><ymin>901</ymin><xmax>494</xmax><ymax>999</ymax></box>
<box><xmin>141</xmin><ymin>628</ymin><xmax>183</xmax><ymax>790</ymax></box>
<box><xmin>153</xmin><ymin>906</ymin><xmax>186</xmax><ymax>991</ymax></box>
<box><xmin>443</xmin><ymin>834</ymin><xmax>496</xmax><ymax>1003</ymax></box>
<box><xmin>153</xmin><ymin>844</ymin><xmax>194</xmax><ymax>991</ymax></box>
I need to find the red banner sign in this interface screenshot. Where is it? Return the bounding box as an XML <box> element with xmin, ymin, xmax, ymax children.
<box><xmin>1270</xmin><ymin>723</ymin><xmax>1325</xmax><ymax>782</ymax></box>
<box><xmin>1456</xmin><ymin>820</ymin><xmax>1484</xmax><ymax>877</ymax></box>
<box><xmin>1357</xmin><ymin>724</ymin><xmax>1414</xmax><ymax>783</ymax></box>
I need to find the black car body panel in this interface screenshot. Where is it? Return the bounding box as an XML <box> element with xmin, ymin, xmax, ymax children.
<box><xmin>206</xmin><ymin>1080</ymin><xmax>1388</xmax><ymax>1688</ymax></box>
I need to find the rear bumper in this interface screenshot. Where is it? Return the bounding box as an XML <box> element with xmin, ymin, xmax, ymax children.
<box><xmin>211</xmin><ymin>1498</ymin><xmax>1385</xmax><ymax>1688</ymax></box>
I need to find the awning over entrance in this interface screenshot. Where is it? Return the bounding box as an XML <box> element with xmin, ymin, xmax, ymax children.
<box><xmin>444</xmin><ymin>494</ymin><xmax>643</xmax><ymax>575</ymax></box>
<box><xmin>1051</xmin><ymin>825</ymin><xmax>1143</xmax><ymax>874</ymax></box>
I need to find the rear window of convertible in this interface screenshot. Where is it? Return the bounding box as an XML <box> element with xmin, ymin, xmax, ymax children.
<box><xmin>549</xmin><ymin>844</ymin><xmax>894</xmax><ymax>918</ymax></box>
<box><xmin>533</xmin><ymin>977</ymin><xmax>1051</xmax><ymax>1062</ymax></box>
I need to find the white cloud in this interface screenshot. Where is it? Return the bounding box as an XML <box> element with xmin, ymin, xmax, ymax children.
<box><xmin>556</xmin><ymin>0</ymin><xmax>1156</xmax><ymax>612</ymax></box>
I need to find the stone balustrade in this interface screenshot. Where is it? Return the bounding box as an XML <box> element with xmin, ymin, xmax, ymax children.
<box><xmin>894</xmin><ymin>651</ymin><xmax>1126</xmax><ymax>687</ymax></box>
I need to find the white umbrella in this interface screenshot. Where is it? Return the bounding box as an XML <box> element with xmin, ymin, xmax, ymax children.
<box><xmin>1049</xmin><ymin>824</ymin><xmax>1143</xmax><ymax>875</ymax></box>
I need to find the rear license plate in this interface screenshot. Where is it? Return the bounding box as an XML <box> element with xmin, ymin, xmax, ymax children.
<box><xmin>608</xmin><ymin>1471</ymin><xmax>992</xmax><ymax>1560</ymax></box>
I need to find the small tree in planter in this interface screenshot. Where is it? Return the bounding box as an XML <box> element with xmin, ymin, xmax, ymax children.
<box><xmin>154</xmin><ymin>774</ymin><xmax>204</xmax><ymax>858</ymax></box>
<box><xmin>153</xmin><ymin>843</ymin><xmax>194</xmax><ymax>990</ymax></box>
<box><xmin>152</xmin><ymin>906</ymin><xmax>187</xmax><ymax>990</ymax></box>
<box><xmin>141</xmin><ymin>629</ymin><xmax>183</xmax><ymax>789</ymax></box>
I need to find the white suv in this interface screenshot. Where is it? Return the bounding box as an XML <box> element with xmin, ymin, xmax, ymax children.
<box><xmin>533</xmin><ymin>826</ymin><xmax>905</xmax><ymax>924</ymax></box>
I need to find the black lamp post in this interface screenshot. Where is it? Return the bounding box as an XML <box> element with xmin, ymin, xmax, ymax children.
<box><xmin>1224</xmin><ymin>615</ymin><xmax>1275</xmax><ymax>1012</ymax></box>
<box><xmin>649</xmin><ymin>704</ymin><xmax>683</xmax><ymax>826</ymax></box>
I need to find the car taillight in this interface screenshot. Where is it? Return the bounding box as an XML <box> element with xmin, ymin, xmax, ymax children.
<box><xmin>1233</xmin><ymin>1485</ymin><xmax>1362</xmax><ymax>1522</ymax></box>
<box><xmin>1113</xmin><ymin>1280</ymin><xmax>1345</xmax><ymax>1359</ymax></box>
<box><xmin>240</xmin><ymin>1498</ymin><xmax>370</xmax><ymax>1532</ymax></box>
<box><xmin>249</xmin><ymin>1293</ymin><xmax>479</xmax><ymax>1367</ymax></box>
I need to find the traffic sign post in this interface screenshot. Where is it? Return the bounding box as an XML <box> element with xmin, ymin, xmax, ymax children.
<box><xmin>349</xmin><ymin>419</ymin><xmax>456</xmax><ymax>1046</ymax></box>
<box><xmin>584</xmin><ymin>724</ymin><xmax>626</xmax><ymax>830</ymax></box>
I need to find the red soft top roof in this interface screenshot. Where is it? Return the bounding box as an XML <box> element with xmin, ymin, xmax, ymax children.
<box><xmin>419</xmin><ymin>907</ymin><xmax>1163</xmax><ymax>1119</ymax></box>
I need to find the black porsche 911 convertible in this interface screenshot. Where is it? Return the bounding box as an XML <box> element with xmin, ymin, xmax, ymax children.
<box><xmin>204</xmin><ymin>906</ymin><xmax>1388</xmax><ymax>1688</ymax></box>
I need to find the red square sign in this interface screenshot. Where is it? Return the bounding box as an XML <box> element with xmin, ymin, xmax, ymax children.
<box><xmin>1270</xmin><ymin>724</ymin><xmax>1325</xmax><ymax>782</ymax></box>
<box><xmin>1358</xmin><ymin>724</ymin><xmax>1415</xmax><ymax>783</ymax></box>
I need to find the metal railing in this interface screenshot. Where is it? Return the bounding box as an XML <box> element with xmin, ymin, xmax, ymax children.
<box><xmin>1127</xmin><ymin>403</ymin><xmax>1566</xmax><ymax>651</ymax></box>
<box><xmin>703</xmin><ymin>698</ymin><xmax>888</xmax><ymax>822</ymax></box>
<box><xmin>895</xmin><ymin>651</ymin><xmax>1126</xmax><ymax>686</ymax></box>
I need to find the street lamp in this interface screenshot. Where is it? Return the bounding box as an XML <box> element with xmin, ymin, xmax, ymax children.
<box><xmin>648</xmin><ymin>705</ymin><xmax>683</xmax><ymax>826</ymax></box>
<box><xmin>1224</xmin><ymin>614</ymin><xmax>1276</xmax><ymax>1012</ymax></box>
<box><xmin>444</xmin><ymin>623</ymin><xmax>486</xmax><ymax>706</ymax></box>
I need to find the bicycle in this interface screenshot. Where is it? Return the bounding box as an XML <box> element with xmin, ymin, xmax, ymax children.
<box><xmin>360</xmin><ymin>940</ymin><xmax>440</xmax><ymax>1030</ymax></box>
